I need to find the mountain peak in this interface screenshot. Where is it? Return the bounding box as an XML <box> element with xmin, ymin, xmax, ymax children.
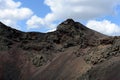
<box><xmin>56</xmin><ymin>19</ymin><xmax>87</xmax><ymax>33</ymax></box>
<box><xmin>62</xmin><ymin>19</ymin><xmax>75</xmax><ymax>25</ymax></box>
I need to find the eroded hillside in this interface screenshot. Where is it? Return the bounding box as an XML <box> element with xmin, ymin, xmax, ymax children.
<box><xmin>0</xmin><ymin>19</ymin><xmax>120</xmax><ymax>80</ymax></box>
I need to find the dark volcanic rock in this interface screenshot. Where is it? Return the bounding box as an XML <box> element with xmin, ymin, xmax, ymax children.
<box><xmin>0</xmin><ymin>19</ymin><xmax>120</xmax><ymax>80</ymax></box>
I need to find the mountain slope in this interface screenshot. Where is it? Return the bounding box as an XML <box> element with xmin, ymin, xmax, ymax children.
<box><xmin>0</xmin><ymin>19</ymin><xmax>120</xmax><ymax>80</ymax></box>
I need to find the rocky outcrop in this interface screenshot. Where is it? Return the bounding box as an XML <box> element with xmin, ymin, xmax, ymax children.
<box><xmin>0</xmin><ymin>19</ymin><xmax>120</xmax><ymax>80</ymax></box>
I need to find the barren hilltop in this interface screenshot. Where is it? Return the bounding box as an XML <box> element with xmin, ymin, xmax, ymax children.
<box><xmin>0</xmin><ymin>19</ymin><xmax>120</xmax><ymax>80</ymax></box>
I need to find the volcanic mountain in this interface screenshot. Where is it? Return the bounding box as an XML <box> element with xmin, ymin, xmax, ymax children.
<box><xmin>0</xmin><ymin>19</ymin><xmax>120</xmax><ymax>80</ymax></box>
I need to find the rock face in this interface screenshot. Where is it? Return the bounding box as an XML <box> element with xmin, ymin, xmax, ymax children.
<box><xmin>0</xmin><ymin>19</ymin><xmax>120</xmax><ymax>80</ymax></box>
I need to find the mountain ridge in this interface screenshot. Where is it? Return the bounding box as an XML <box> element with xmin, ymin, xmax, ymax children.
<box><xmin>0</xmin><ymin>19</ymin><xmax>120</xmax><ymax>80</ymax></box>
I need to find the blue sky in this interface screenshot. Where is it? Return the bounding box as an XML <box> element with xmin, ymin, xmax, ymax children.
<box><xmin>14</xmin><ymin>0</ymin><xmax>50</xmax><ymax>17</ymax></box>
<box><xmin>14</xmin><ymin>0</ymin><xmax>51</xmax><ymax>32</ymax></box>
<box><xmin>0</xmin><ymin>0</ymin><xmax>120</xmax><ymax>36</ymax></box>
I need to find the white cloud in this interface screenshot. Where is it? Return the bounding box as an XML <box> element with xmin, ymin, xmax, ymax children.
<box><xmin>26</xmin><ymin>15</ymin><xmax>57</xmax><ymax>31</ymax></box>
<box><xmin>86</xmin><ymin>20</ymin><xmax>120</xmax><ymax>36</ymax></box>
<box><xmin>46</xmin><ymin>0</ymin><xmax>120</xmax><ymax>20</ymax></box>
<box><xmin>26</xmin><ymin>15</ymin><xmax>44</xmax><ymax>29</ymax></box>
<box><xmin>0</xmin><ymin>0</ymin><xmax>33</xmax><ymax>29</ymax></box>
<box><xmin>26</xmin><ymin>0</ymin><xmax>120</xmax><ymax>32</ymax></box>
<box><xmin>44</xmin><ymin>0</ymin><xmax>119</xmax><ymax>20</ymax></box>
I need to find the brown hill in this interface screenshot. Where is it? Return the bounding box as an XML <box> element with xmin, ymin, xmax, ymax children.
<box><xmin>0</xmin><ymin>19</ymin><xmax>120</xmax><ymax>80</ymax></box>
